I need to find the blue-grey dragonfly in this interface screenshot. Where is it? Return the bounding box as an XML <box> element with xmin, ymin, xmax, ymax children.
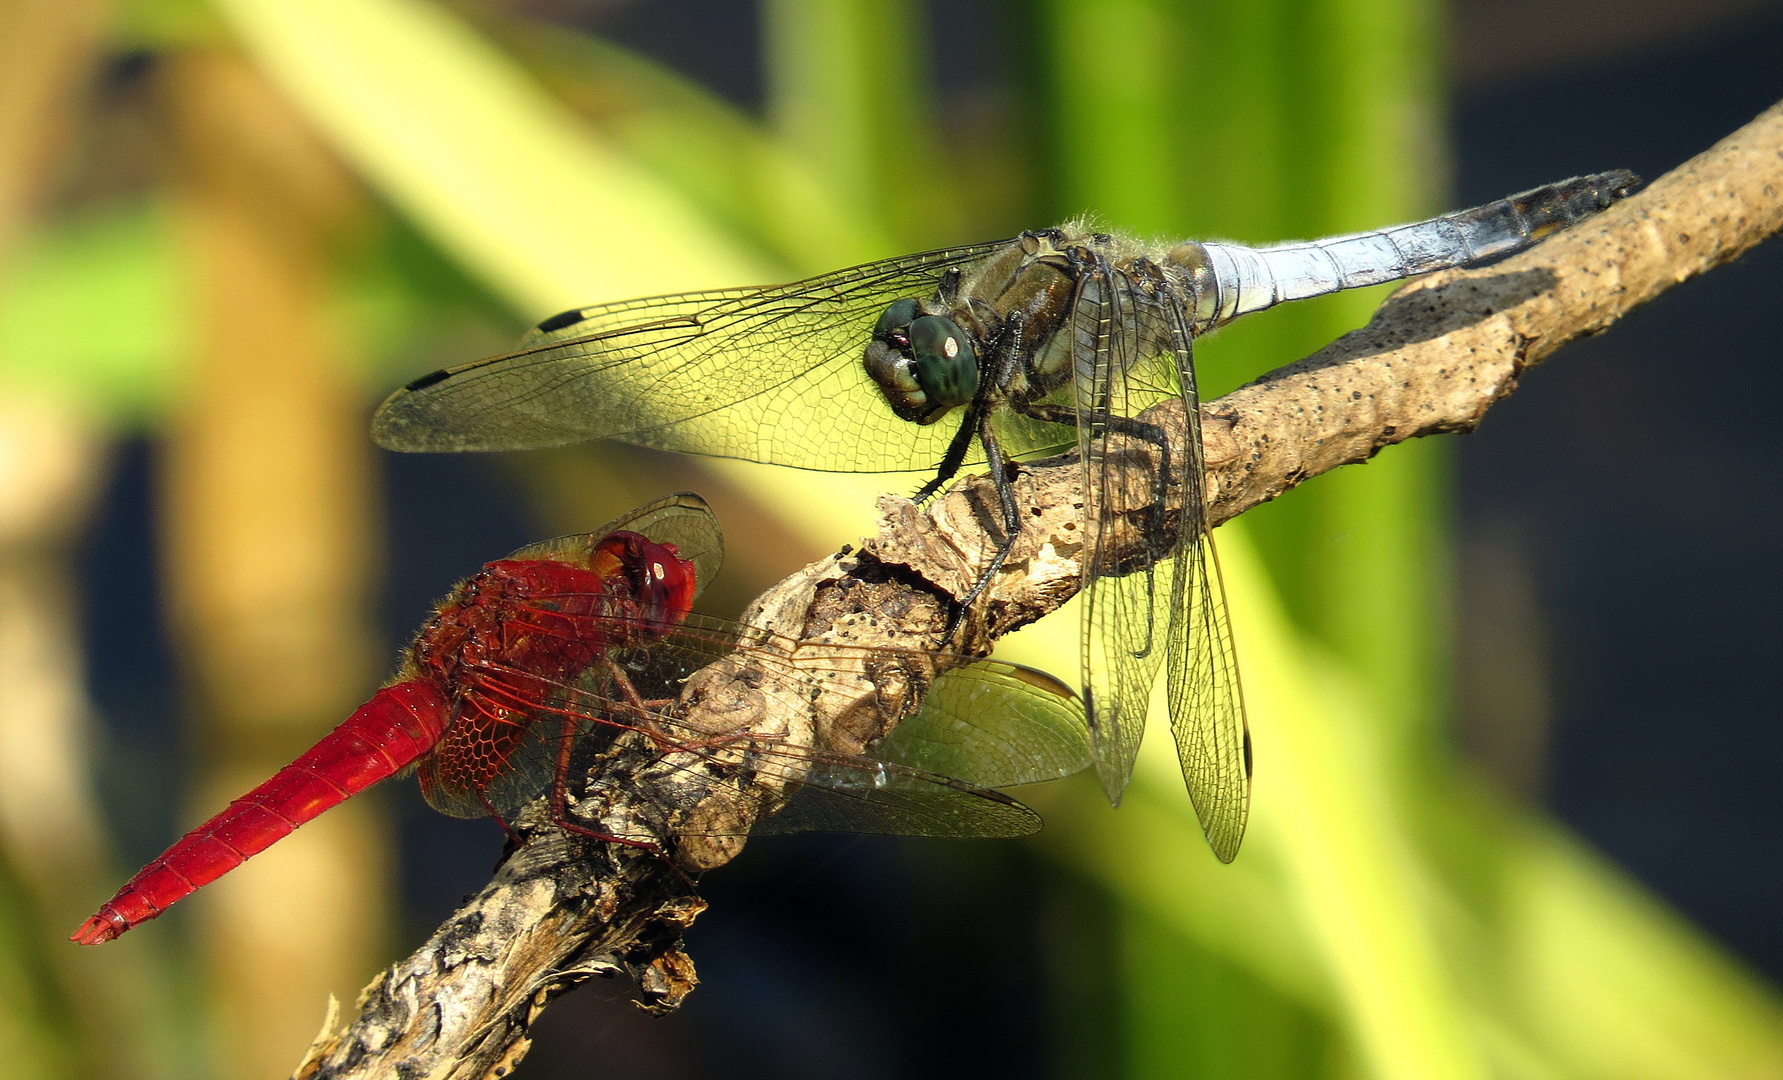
<box><xmin>374</xmin><ymin>170</ymin><xmax>1639</xmax><ymax>861</ymax></box>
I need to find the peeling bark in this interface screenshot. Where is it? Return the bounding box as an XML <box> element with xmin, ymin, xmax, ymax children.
<box><xmin>294</xmin><ymin>99</ymin><xmax>1783</xmax><ymax>1080</ymax></box>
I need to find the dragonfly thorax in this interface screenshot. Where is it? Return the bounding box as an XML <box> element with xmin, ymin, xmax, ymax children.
<box><xmin>863</xmin><ymin>297</ymin><xmax>980</xmax><ymax>424</ymax></box>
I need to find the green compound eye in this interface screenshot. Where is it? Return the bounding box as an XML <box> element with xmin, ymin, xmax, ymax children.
<box><xmin>873</xmin><ymin>298</ymin><xmax>921</xmax><ymax>338</ymax></box>
<box><xmin>907</xmin><ymin>315</ymin><xmax>978</xmax><ymax>408</ymax></box>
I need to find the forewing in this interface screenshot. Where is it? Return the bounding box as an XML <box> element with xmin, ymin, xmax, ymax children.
<box><xmin>553</xmin><ymin>643</ymin><xmax>1051</xmax><ymax>840</ymax></box>
<box><xmin>1159</xmin><ymin>302</ymin><xmax>1251</xmax><ymax>862</ymax></box>
<box><xmin>372</xmin><ymin>243</ymin><xmax>1008</xmax><ymax>471</ymax></box>
<box><xmin>1073</xmin><ymin>264</ymin><xmax>1182</xmax><ymax>805</ymax></box>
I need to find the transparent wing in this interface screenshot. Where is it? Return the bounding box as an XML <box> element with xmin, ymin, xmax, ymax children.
<box><xmin>870</xmin><ymin>661</ymin><xmax>1091</xmax><ymax>787</ymax></box>
<box><xmin>372</xmin><ymin>242</ymin><xmax>1010</xmax><ymax>471</ymax></box>
<box><xmin>748</xmin><ymin>760</ymin><xmax>1039</xmax><ymax>838</ymax></box>
<box><xmin>1072</xmin><ymin>263</ymin><xmax>1251</xmax><ymax>860</ymax></box>
<box><xmin>1159</xmin><ymin>301</ymin><xmax>1250</xmax><ymax>863</ymax></box>
<box><xmin>1074</xmin><ymin>263</ymin><xmax>1178</xmax><ymax>804</ymax></box>
<box><xmin>506</xmin><ymin>492</ymin><xmax>724</xmax><ymax>603</ymax></box>
<box><xmin>417</xmin><ymin>708</ymin><xmax>535</xmax><ymax>819</ymax></box>
<box><xmin>414</xmin><ymin>610</ymin><xmax>1088</xmax><ymax>839</ymax></box>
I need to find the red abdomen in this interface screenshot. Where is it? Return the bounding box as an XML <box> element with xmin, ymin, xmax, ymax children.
<box><xmin>71</xmin><ymin>679</ymin><xmax>450</xmax><ymax>945</ymax></box>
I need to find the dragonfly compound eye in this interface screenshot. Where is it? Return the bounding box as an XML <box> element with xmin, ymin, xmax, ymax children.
<box><xmin>864</xmin><ymin>339</ymin><xmax>931</xmax><ymax>422</ymax></box>
<box><xmin>907</xmin><ymin>315</ymin><xmax>978</xmax><ymax>410</ymax></box>
<box><xmin>633</xmin><ymin>539</ymin><xmax>697</xmax><ymax>630</ymax></box>
<box><xmin>872</xmin><ymin>297</ymin><xmax>921</xmax><ymax>340</ymax></box>
<box><xmin>864</xmin><ymin>313</ymin><xmax>978</xmax><ymax>425</ymax></box>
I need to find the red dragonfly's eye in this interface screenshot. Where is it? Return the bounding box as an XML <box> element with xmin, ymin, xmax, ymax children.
<box><xmin>635</xmin><ymin>541</ymin><xmax>696</xmax><ymax>629</ymax></box>
<box><xmin>592</xmin><ymin>531</ymin><xmax>696</xmax><ymax>631</ymax></box>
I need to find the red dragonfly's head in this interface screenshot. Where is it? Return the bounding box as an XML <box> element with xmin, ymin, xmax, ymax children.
<box><xmin>590</xmin><ymin>529</ymin><xmax>698</xmax><ymax>633</ymax></box>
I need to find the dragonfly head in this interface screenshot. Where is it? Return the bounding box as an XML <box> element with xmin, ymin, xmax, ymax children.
<box><xmin>864</xmin><ymin>298</ymin><xmax>979</xmax><ymax>424</ymax></box>
<box><xmin>592</xmin><ymin>530</ymin><xmax>698</xmax><ymax>633</ymax></box>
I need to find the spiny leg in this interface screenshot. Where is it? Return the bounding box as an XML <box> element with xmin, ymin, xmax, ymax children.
<box><xmin>474</xmin><ymin>787</ymin><xmax>522</xmax><ymax>845</ymax></box>
<box><xmin>916</xmin><ymin>309</ymin><xmax>1027</xmax><ymax>505</ymax></box>
<box><xmin>1025</xmin><ymin>401</ymin><xmax>1173</xmax><ymax>511</ymax></box>
<box><xmin>548</xmin><ymin>711</ymin><xmax>664</xmax><ymax>852</ymax></box>
<box><xmin>913</xmin><ymin>402</ymin><xmax>982</xmax><ymax>504</ymax></box>
<box><xmin>597</xmin><ymin>656</ymin><xmax>743</xmax><ymax>754</ymax></box>
<box><xmin>944</xmin><ymin>411</ymin><xmax>1022</xmax><ymax>642</ymax></box>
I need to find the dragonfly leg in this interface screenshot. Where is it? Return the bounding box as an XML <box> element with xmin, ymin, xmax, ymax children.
<box><xmin>473</xmin><ymin>787</ymin><xmax>523</xmax><ymax>845</ymax></box>
<box><xmin>597</xmin><ymin>657</ymin><xmax>767</xmax><ymax>755</ymax></box>
<box><xmin>549</xmin><ymin>711</ymin><xmax>664</xmax><ymax>853</ymax></box>
<box><xmin>1024</xmin><ymin>402</ymin><xmax>1173</xmax><ymax>510</ymax></box>
<box><xmin>601</xmin><ymin>658</ymin><xmax>657</xmax><ymax>726</ymax></box>
<box><xmin>944</xmin><ymin>412</ymin><xmax>1022</xmax><ymax>642</ymax></box>
<box><xmin>913</xmin><ymin>402</ymin><xmax>982</xmax><ymax>504</ymax></box>
<box><xmin>916</xmin><ymin>308</ymin><xmax>1030</xmax><ymax>504</ymax></box>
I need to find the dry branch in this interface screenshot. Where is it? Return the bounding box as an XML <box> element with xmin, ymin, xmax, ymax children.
<box><xmin>294</xmin><ymin>99</ymin><xmax>1783</xmax><ymax>1080</ymax></box>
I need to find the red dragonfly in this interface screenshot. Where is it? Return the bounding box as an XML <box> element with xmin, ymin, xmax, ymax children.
<box><xmin>73</xmin><ymin>493</ymin><xmax>1088</xmax><ymax>945</ymax></box>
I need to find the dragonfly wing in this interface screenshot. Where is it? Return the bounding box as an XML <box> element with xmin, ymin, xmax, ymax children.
<box><xmin>1159</xmin><ymin>302</ymin><xmax>1251</xmax><ymax>863</ymax></box>
<box><xmin>408</xmin><ymin>604</ymin><xmax>1085</xmax><ymax>840</ymax></box>
<box><xmin>372</xmin><ymin>243</ymin><xmax>1007</xmax><ymax>472</ymax></box>
<box><xmin>1069</xmin><ymin>257</ymin><xmax>1251</xmax><ymax>861</ymax></box>
<box><xmin>747</xmin><ymin>758</ymin><xmax>1042</xmax><ymax>839</ymax></box>
<box><xmin>1073</xmin><ymin>263</ymin><xmax>1180</xmax><ymax>804</ymax></box>
<box><xmin>417</xmin><ymin>703</ymin><xmax>539</xmax><ymax>820</ymax></box>
<box><xmin>546</xmin><ymin>665</ymin><xmax>1049</xmax><ymax>840</ymax></box>
<box><xmin>871</xmin><ymin>661</ymin><xmax>1091</xmax><ymax>787</ymax></box>
<box><xmin>507</xmin><ymin>492</ymin><xmax>724</xmax><ymax>602</ymax></box>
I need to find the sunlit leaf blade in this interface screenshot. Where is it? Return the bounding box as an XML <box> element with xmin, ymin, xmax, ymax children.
<box><xmin>483</xmin><ymin>14</ymin><xmax>892</xmax><ymax>273</ymax></box>
<box><xmin>1034</xmin><ymin>1</ymin><xmax>1488</xmax><ymax>1077</ymax></box>
<box><xmin>216</xmin><ymin>0</ymin><xmax>774</xmax><ymax>314</ymax></box>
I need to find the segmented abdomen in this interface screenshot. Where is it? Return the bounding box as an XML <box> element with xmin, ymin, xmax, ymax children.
<box><xmin>1184</xmin><ymin>170</ymin><xmax>1640</xmax><ymax>325</ymax></box>
<box><xmin>70</xmin><ymin>679</ymin><xmax>449</xmax><ymax>945</ymax></box>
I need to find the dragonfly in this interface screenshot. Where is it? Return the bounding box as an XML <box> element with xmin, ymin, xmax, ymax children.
<box><xmin>372</xmin><ymin>171</ymin><xmax>1641</xmax><ymax>862</ymax></box>
<box><xmin>72</xmin><ymin>493</ymin><xmax>1090</xmax><ymax>945</ymax></box>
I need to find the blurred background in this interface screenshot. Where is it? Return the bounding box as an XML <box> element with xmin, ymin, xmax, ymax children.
<box><xmin>1</xmin><ymin>0</ymin><xmax>1780</xmax><ymax>1077</ymax></box>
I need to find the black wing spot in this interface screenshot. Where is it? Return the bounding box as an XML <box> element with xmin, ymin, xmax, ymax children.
<box><xmin>403</xmin><ymin>368</ymin><xmax>453</xmax><ymax>392</ymax></box>
<box><xmin>536</xmin><ymin>308</ymin><xmax>585</xmax><ymax>333</ymax></box>
<box><xmin>1242</xmin><ymin>727</ymin><xmax>1253</xmax><ymax>778</ymax></box>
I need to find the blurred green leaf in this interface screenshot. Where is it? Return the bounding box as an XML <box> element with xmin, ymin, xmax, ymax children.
<box><xmin>217</xmin><ymin>0</ymin><xmax>774</xmax><ymax>315</ymax></box>
<box><xmin>762</xmin><ymin>0</ymin><xmax>963</xmax><ymax>249</ymax></box>
<box><xmin>481</xmin><ymin>12</ymin><xmax>892</xmax><ymax>272</ymax></box>
<box><xmin>1008</xmin><ymin>525</ymin><xmax>1492</xmax><ymax>1080</ymax></box>
<box><xmin>0</xmin><ymin>205</ymin><xmax>187</xmax><ymax>423</ymax></box>
<box><xmin>0</xmin><ymin>843</ymin><xmax>77</xmax><ymax>1080</ymax></box>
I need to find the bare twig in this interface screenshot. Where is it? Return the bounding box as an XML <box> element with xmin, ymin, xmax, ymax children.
<box><xmin>294</xmin><ymin>99</ymin><xmax>1783</xmax><ymax>1080</ymax></box>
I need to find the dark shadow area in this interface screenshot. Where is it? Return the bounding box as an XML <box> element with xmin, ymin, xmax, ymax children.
<box><xmin>379</xmin><ymin>447</ymin><xmax>544</xmax><ymax>943</ymax></box>
<box><xmin>1454</xmin><ymin>10</ymin><xmax>1783</xmax><ymax>980</ymax></box>
<box><xmin>78</xmin><ymin>439</ymin><xmax>182</xmax><ymax>877</ymax></box>
<box><xmin>518</xmin><ymin>834</ymin><xmax>1054</xmax><ymax>1080</ymax></box>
